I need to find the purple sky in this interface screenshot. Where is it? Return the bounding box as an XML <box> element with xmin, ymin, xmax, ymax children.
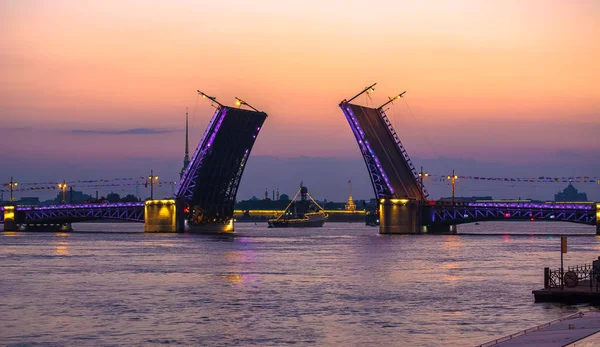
<box><xmin>1</xmin><ymin>0</ymin><xmax>598</xmax><ymax>202</ymax></box>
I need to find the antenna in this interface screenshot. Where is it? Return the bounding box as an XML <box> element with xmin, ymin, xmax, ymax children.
<box><xmin>180</xmin><ymin>107</ymin><xmax>191</xmax><ymax>179</ymax></box>
<box><xmin>185</xmin><ymin>107</ymin><xmax>189</xmax><ymax>159</ymax></box>
<box><xmin>349</xmin><ymin>179</ymin><xmax>353</xmax><ymax>198</ymax></box>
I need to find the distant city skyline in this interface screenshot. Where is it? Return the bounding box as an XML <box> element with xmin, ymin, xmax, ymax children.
<box><xmin>2</xmin><ymin>155</ymin><xmax>598</xmax><ymax>204</ymax></box>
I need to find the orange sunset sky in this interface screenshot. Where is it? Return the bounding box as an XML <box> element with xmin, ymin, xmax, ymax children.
<box><xmin>1</xmin><ymin>0</ymin><xmax>599</xmax><ymax>200</ymax></box>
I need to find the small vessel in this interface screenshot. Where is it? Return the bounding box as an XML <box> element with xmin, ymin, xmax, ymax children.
<box><xmin>268</xmin><ymin>185</ymin><xmax>328</xmax><ymax>228</ymax></box>
<box><xmin>365</xmin><ymin>210</ymin><xmax>379</xmax><ymax>227</ymax></box>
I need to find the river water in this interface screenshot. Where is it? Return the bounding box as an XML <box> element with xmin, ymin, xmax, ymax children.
<box><xmin>1</xmin><ymin>222</ymin><xmax>598</xmax><ymax>346</ymax></box>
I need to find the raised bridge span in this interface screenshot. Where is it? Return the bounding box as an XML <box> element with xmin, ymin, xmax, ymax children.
<box><xmin>339</xmin><ymin>84</ymin><xmax>599</xmax><ymax>234</ymax></box>
<box><xmin>172</xmin><ymin>103</ymin><xmax>267</xmax><ymax>232</ymax></box>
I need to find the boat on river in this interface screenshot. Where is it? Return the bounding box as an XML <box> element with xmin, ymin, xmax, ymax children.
<box><xmin>268</xmin><ymin>185</ymin><xmax>328</xmax><ymax>228</ymax></box>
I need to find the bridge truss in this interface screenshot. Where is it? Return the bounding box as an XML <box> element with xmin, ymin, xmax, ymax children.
<box><xmin>430</xmin><ymin>202</ymin><xmax>596</xmax><ymax>226</ymax></box>
<box><xmin>2</xmin><ymin>202</ymin><xmax>145</xmax><ymax>225</ymax></box>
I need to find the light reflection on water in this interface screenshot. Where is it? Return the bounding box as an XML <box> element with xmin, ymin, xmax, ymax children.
<box><xmin>0</xmin><ymin>221</ymin><xmax>598</xmax><ymax>346</ymax></box>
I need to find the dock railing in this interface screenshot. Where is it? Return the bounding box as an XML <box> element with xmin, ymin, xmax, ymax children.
<box><xmin>544</xmin><ymin>263</ymin><xmax>599</xmax><ymax>290</ymax></box>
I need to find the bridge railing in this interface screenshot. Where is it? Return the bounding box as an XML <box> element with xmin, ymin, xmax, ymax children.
<box><xmin>430</xmin><ymin>201</ymin><xmax>596</xmax><ymax>225</ymax></box>
<box><xmin>430</xmin><ymin>201</ymin><xmax>596</xmax><ymax>210</ymax></box>
<box><xmin>468</xmin><ymin>202</ymin><xmax>595</xmax><ymax>210</ymax></box>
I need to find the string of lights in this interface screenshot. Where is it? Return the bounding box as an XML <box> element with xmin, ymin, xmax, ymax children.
<box><xmin>2</xmin><ymin>172</ymin><xmax>598</xmax><ymax>193</ymax></box>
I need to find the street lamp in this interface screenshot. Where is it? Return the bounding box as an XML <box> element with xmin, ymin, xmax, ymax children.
<box><xmin>234</xmin><ymin>97</ymin><xmax>260</xmax><ymax>112</ymax></box>
<box><xmin>57</xmin><ymin>181</ymin><xmax>67</xmax><ymax>204</ymax></box>
<box><xmin>377</xmin><ymin>91</ymin><xmax>406</xmax><ymax>110</ymax></box>
<box><xmin>7</xmin><ymin>176</ymin><xmax>18</xmax><ymax>203</ymax></box>
<box><xmin>197</xmin><ymin>90</ymin><xmax>223</xmax><ymax>109</ymax></box>
<box><xmin>148</xmin><ymin>170</ymin><xmax>159</xmax><ymax>200</ymax></box>
<box><xmin>418</xmin><ymin>166</ymin><xmax>429</xmax><ymax>196</ymax></box>
<box><xmin>170</xmin><ymin>181</ymin><xmax>178</xmax><ymax>196</ymax></box>
<box><xmin>446</xmin><ymin>170</ymin><xmax>458</xmax><ymax>205</ymax></box>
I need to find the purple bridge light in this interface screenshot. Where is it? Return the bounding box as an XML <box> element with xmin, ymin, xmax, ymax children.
<box><xmin>431</xmin><ymin>203</ymin><xmax>596</xmax><ymax>226</ymax></box>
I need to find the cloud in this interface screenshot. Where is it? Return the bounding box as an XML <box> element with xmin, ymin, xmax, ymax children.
<box><xmin>0</xmin><ymin>126</ymin><xmax>33</xmax><ymax>132</ymax></box>
<box><xmin>71</xmin><ymin>128</ymin><xmax>180</xmax><ymax>135</ymax></box>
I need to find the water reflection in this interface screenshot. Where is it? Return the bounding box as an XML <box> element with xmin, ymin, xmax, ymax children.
<box><xmin>1</xmin><ymin>222</ymin><xmax>598</xmax><ymax>347</ymax></box>
<box><xmin>54</xmin><ymin>233</ymin><xmax>70</xmax><ymax>255</ymax></box>
<box><xmin>55</xmin><ymin>243</ymin><xmax>69</xmax><ymax>255</ymax></box>
<box><xmin>442</xmin><ymin>262</ymin><xmax>461</xmax><ymax>282</ymax></box>
<box><xmin>441</xmin><ymin>235</ymin><xmax>463</xmax><ymax>251</ymax></box>
<box><xmin>143</xmin><ymin>240</ymin><xmax>176</xmax><ymax>248</ymax></box>
<box><xmin>222</xmin><ymin>273</ymin><xmax>256</xmax><ymax>284</ymax></box>
<box><xmin>593</xmin><ymin>236</ymin><xmax>600</xmax><ymax>252</ymax></box>
<box><xmin>224</xmin><ymin>249</ymin><xmax>255</xmax><ymax>263</ymax></box>
<box><xmin>2</xmin><ymin>232</ymin><xmax>20</xmax><ymax>237</ymax></box>
<box><xmin>444</xmin><ymin>275</ymin><xmax>459</xmax><ymax>282</ymax></box>
<box><xmin>224</xmin><ymin>273</ymin><xmax>243</xmax><ymax>283</ymax></box>
<box><xmin>441</xmin><ymin>236</ymin><xmax>464</xmax><ymax>282</ymax></box>
<box><xmin>220</xmin><ymin>239</ymin><xmax>258</xmax><ymax>285</ymax></box>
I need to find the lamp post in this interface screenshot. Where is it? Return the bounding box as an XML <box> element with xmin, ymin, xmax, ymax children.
<box><xmin>446</xmin><ymin>170</ymin><xmax>458</xmax><ymax>205</ymax></box>
<box><xmin>418</xmin><ymin>166</ymin><xmax>429</xmax><ymax>197</ymax></box>
<box><xmin>170</xmin><ymin>181</ymin><xmax>177</xmax><ymax>196</ymax></box>
<box><xmin>7</xmin><ymin>177</ymin><xmax>18</xmax><ymax>203</ymax></box>
<box><xmin>234</xmin><ymin>97</ymin><xmax>260</xmax><ymax>112</ymax></box>
<box><xmin>148</xmin><ymin>170</ymin><xmax>159</xmax><ymax>200</ymax></box>
<box><xmin>57</xmin><ymin>181</ymin><xmax>67</xmax><ymax>204</ymax></box>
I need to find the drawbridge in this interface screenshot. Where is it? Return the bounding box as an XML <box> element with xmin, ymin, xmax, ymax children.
<box><xmin>339</xmin><ymin>84</ymin><xmax>600</xmax><ymax>235</ymax></box>
<box><xmin>340</xmin><ymin>84</ymin><xmax>428</xmax><ymax>233</ymax></box>
<box><xmin>174</xmin><ymin>93</ymin><xmax>267</xmax><ymax>232</ymax></box>
<box><xmin>340</xmin><ymin>85</ymin><xmax>427</xmax><ymax>201</ymax></box>
<box><xmin>2</xmin><ymin>92</ymin><xmax>267</xmax><ymax>233</ymax></box>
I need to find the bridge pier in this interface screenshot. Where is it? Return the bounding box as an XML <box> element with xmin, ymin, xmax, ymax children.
<box><xmin>379</xmin><ymin>199</ymin><xmax>421</xmax><ymax>234</ymax></box>
<box><xmin>3</xmin><ymin>206</ymin><xmax>17</xmax><ymax>231</ymax></box>
<box><xmin>596</xmin><ymin>203</ymin><xmax>600</xmax><ymax>236</ymax></box>
<box><xmin>144</xmin><ymin>199</ymin><xmax>180</xmax><ymax>233</ymax></box>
